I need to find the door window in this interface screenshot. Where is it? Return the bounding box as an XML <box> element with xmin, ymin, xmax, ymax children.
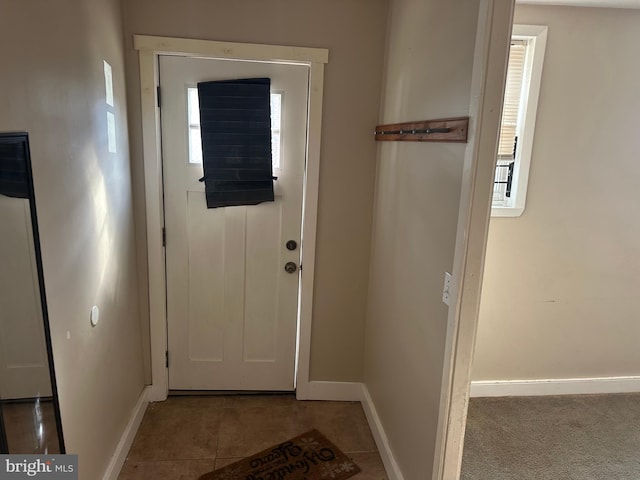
<box><xmin>186</xmin><ymin>87</ymin><xmax>283</xmax><ymax>169</ymax></box>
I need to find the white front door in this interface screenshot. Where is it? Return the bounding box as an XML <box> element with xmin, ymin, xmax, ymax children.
<box><xmin>160</xmin><ymin>55</ymin><xmax>309</xmax><ymax>391</ymax></box>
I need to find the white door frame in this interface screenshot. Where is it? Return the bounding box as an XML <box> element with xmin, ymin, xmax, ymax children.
<box><xmin>134</xmin><ymin>35</ymin><xmax>328</xmax><ymax>402</ymax></box>
<box><xmin>434</xmin><ymin>1</ymin><xmax>514</xmax><ymax>479</ymax></box>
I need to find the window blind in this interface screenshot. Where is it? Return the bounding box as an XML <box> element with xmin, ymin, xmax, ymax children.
<box><xmin>197</xmin><ymin>78</ymin><xmax>274</xmax><ymax>209</ymax></box>
<box><xmin>498</xmin><ymin>41</ymin><xmax>527</xmax><ymax>159</ymax></box>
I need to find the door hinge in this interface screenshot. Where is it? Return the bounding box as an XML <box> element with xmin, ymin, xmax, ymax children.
<box><xmin>156</xmin><ymin>86</ymin><xmax>162</xmax><ymax>108</ymax></box>
<box><xmin>165</xmin><ymin>351</ymin><xmax>169</xmax><ymax>368</ymax></box>
<box><xmin>162</xmin><ymin>227</ymin><xmax>166</xmax><ymax>247</ymax></box>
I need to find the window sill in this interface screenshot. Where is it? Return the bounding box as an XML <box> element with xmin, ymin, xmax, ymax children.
<box><xmin>491</xmin><ymin>206</ymin><xmax>524</xmax><ymax>217</ymax></box>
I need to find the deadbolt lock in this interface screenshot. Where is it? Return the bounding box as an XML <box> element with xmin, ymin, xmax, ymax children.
<box><xmin>286</xmin><ymin>240</ymin><xmax>298</xmax><ymax>251</ymax></box>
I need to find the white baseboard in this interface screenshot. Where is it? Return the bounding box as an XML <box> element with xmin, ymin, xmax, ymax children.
<box><xmin>102</xmin><ymin>386</ymin><xmax>150</xmax><ymax>480</ymax></box>
<box><xmin>299</xmin><ymin>381</ymin><xmax>363</xmax><ymax>401</ymax></box>
<box><xmin>360</xmin><ymin>385</ymin><xmax>404</xmax><ymax>480</ymax></box>
<box><xmin>470</xmin><ymin>376</ymin><xmax>640</xmax><ymax>397</ymax></box>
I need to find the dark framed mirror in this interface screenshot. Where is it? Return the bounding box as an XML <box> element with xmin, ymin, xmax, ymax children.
<box><xmin>0</xmin><ymin>132</ymin><xmax>64</xmax><ymax>454</ymax></box>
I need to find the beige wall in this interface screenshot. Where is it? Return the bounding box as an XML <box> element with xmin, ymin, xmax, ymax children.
<box><xmin>363</xmin><ymin>1</ymin><xmax>481</xmax><ymax>477</ymax></box>
<box><xmin>0</xmin><ymin>0</ymin><xmax>145</xmax><ymax>477</ymax></box>
<box><xmin>122</xmin><ymin>0</ymin><xmax>389</xmax><ymax>382</ymax></box>
<box><xmin>473</xmin><ymin>5</ymin><xmax>640</xmax><ymax>381</ymax></box>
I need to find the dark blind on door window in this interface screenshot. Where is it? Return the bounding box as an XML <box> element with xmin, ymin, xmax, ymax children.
<box><xmin>198</xmin><ymin>78</ymin><xmax>274</xmax><ymax>208</ymax></box>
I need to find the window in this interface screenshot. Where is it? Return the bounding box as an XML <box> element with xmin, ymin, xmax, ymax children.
<box><xmin>492</xmin><ymin>25</ymin><xmax>548</xmax><ymax>217</ymax></box>
<box><xmin>187</xmin><ymin>87</ymin><xmax>283</xmax><ymax>169</ymax></box>
<box><xmin>270</xmin><ymin>92</ymin><xmax>282</xmax><ymax>169</ymax></box>
<box><xmin>187</xmin><ymin>88</ymin><xmax>203</xmax><ymax>165</ymax></box>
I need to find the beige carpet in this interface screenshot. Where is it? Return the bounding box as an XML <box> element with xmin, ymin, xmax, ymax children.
<box><xmin>461</xmin><ymin>393</ymin><xmax>640</xmax><ymax>479</ymax></box>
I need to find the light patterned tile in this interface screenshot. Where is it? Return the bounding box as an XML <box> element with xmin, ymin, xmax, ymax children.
<box><xmin>127</xmin><ymin>397</ymin><xmax>224</xmax><ymax>461</ymax></box>
<box><xmin>213</xmin><ymin>457</ymin><xmax>244</xmax><ymax>469</ymax></box>
<box><xmin>118</xmin><ymin>459</ymin><xmax>214</xmax><ymax>480</ymax></box>
<box><xmin>222</xmin><ymin>393</ymin><xmax>297</xmax><ymax>409</ymax></box>
<box><xmin>298</xmin><ymin>401</ymin><xmax>377</xmax><ymax>453</ymax></box>
<box><xmin>216</xmin><ymin>404</ymin><xmax>305</xmax><ymax>457</ymax></box>
<box><xmin>120</xmin><ymin>395</ymin><xmax>389</xmax><ymax>480</ymax></box>
<box><xmin>351</xmin><ymin>452</ymin><xmax>389</xmax><ymax>479</ymax></box>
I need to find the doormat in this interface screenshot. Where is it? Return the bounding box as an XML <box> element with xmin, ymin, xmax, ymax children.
<box><xmin>198</xmin><ymin>429</ymin><xmax>361</xmax><ymax>480</ymax></box>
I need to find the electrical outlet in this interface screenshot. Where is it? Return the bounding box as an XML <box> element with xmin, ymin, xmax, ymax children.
<box><xmin>442</xmin><ymin>272</ymin><xmax>452</xmax><ymax>306</ymax></box>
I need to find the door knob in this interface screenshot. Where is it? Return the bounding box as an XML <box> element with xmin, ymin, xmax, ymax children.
<box><xmin>284</xmin><ymin>262</ymin><xmax>298</xmax><ymax>274</ymax></box>
<box><xmin>286</xmin><ymin>240</ymin><xmax>298</xmax><ymax>251</ymax></box>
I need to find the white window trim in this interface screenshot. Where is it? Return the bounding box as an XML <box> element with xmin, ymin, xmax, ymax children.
<box><xmin>492</xmin><ymin>24</ymin><xmax>547</xmax><ymax>217</ymax></box>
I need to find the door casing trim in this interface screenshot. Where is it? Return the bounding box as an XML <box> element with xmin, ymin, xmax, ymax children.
<box><xmin>134</xmin><ymin>35</ymin><xmax>328</xmax><ymax>401</ymax></box>
<box><xmin>433</xmin><ymin>2</ymin><xmax>515</xmax><ymax>479</ymax></box>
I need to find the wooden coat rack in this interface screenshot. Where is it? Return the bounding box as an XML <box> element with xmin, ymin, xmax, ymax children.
<box><xmin>374</xmin><ymin>117</ymin><xmax>469</xmax><ymax>143</ymax></box>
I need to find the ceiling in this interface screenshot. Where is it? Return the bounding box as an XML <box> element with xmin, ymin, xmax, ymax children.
<box><xmin>517</xmin><ymin>0</ymin><xmax>640</xmax><ymax>8</ymax></box>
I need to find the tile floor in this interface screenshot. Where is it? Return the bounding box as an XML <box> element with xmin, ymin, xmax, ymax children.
<box><xmin>118</xmin><ymin>394</ymin><xmax>388</xmax><ymax>479</ymax></box>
